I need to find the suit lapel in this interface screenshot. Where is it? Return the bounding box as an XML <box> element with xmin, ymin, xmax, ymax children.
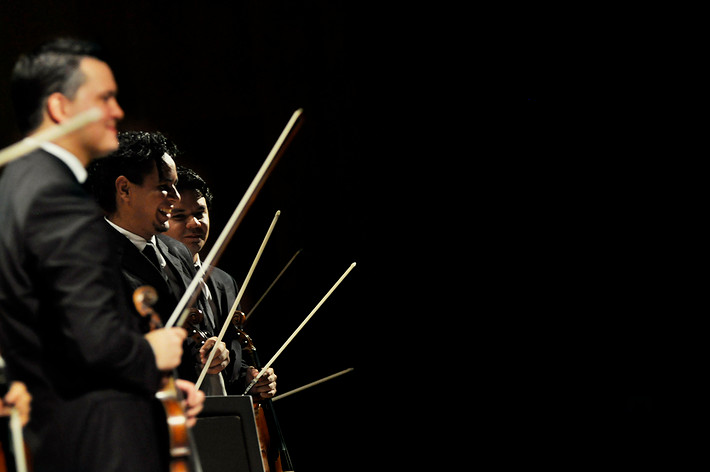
<box><xmin>156</xmin><ymin>236</ymin><xmax>192</xmax><ymax>291</ymax></box>
<box><xmin>106</xmin><ymin>223</ymin><xmax>172</xmax><ymax>296</ymax></box>
<box><xmin>122</xmin><ymin>237</ymin><xmax>169</xmax><ymax>293</ymax></box>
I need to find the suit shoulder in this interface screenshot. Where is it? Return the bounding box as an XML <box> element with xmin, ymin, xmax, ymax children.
<box><xmin>1</xmin><ymin>151</ymin><xmax>96</xmax><ymax>224</ymax></box>
<box><xmin>211</xmin><ymin>266</ymin><xmax>237</xmax><ymax>283</ymax></box>
<box><xmin>1</xmin><ymin>150</ymin><xmax>72</xmax><ymax>191</ymax></box>
<box><xmin>210</xmin><ymin>266</ymin><xmax>239</xmax><ymax>291</ymax></box>
<box><xmin>4</xmin><ymin>149</ymin><xmax>68</xmax><ymax>175</ymax></box>
<box><xmin>156</xmin><ymin>234</ymin><xmax>193</xmax><ymax>261</ymax></box>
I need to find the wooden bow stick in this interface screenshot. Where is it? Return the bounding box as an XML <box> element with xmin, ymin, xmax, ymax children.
<box><xmin>243</xmin><ymin>262</ymin><xmax>357</xmax><ymax>395</ymax></box>
<box><xmin>164</xmin><ymin>108</ymin><xmax>303</xmax><ymax>329</ymax></box>
<box><xmin>7</xmin><ymin>407</ymin><xmax>28</xmax><ymax>472</ymax></box>
<box><xmin>271</xmin><ymin>368</ymin><xmax>354</xmax><ymax>402</ymax></box>
<box><xmin>194</xmin><ymin>210</ymin><xmax>281</xmax><ymax>389</ymax></box>
<box><xmin>245</xmin><ymin>248</ymin><xmax>302</xmax><ymax>322</ymax></box>
<box><xmin>0</xmin><ymin>107</ymin><xmax>103</xmax><ymax>167</ymax></box>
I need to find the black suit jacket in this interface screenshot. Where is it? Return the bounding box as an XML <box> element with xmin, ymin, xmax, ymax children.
<box><xmin>0</xmin><ymin>150</ymin><xmax>165</xmax><ymax>471</ymax></box>
<box><xmin>107</xmin><ymin>227</ymin><xmax>206</xmax><ymax>382</ymax></box>
<box><xmin>107</xmin><ymin>227</ymin><xmax>244</xmax><ymax>387</ymax></box>
<box><xmin>206</xmin><ymin>266</ymin><xmax>248</xmax><ymax>392</ymax></box>
<box><xmin>107</xmin><ymin>227</ymin><xmax>197</xmax><ymax>328</ymax></box>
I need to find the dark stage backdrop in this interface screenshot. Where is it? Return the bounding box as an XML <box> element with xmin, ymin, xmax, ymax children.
<box><xmin>1</xmin><ymin>2</ymin><xmax>409</xmax><ymax>470</ymax></box>
<box><xmin>2</xmin><ymin>3</ymin><xmax>686</xmax><ymax>469</ymax></box>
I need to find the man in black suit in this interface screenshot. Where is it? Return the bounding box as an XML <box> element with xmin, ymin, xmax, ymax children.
<box><xmin>165</xmin><ymin>166</ymin><xmax>278</xmax><ymax>399</ymax></box>
<box><xmin>86</xmin><ymin>131</ymin><xmax>232</xmax><ymax>396</ymax></box>
<box><xmin>0</xmin><ymin>38</ymin><xmax>202</xmax><ymax>472</ymax></box>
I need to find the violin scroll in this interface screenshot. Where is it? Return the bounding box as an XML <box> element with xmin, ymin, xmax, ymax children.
<box><xmin>184</xmin><ymin>308</ymin><xmax>210</xmax><ymax>346</ymax></box>
<box><xmin>132</xmin><ymin>286</ymin><xmax>162</xmax><ymax>331</ymax></box>
<box><xmin>230</xmin><ymin>311</ymin><xmax>255</xmax><ymax>353</ymax></box>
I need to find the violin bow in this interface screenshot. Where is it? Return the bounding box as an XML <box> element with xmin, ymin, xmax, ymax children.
<box><xmin>0</xmin><ymin>107</ymin><xmax>103</xmax><ymax>167</ymax></box>
<box><xmin>271</xmin><ymin>367</ymin><xmax>354</xmax><ymax>402</ymax></box>
<box><xmin>8</xmin><ymin>408</ymin><xmax>28</xmax><ymax>472</ymax></box>
<box><xmin>243</xmin><ymin>262</ymin><xmax>357</xmax><ymax>395</ymax></box>
<box><xmin>0</xmin><ymin>356</ymin><xmax>29</xmax><ymax>472</ymax></box>
<box><xmin>194</xmin><ymin>210</ymin><xmax>281</xmax><ymax>389</ymax></box>
<box><xmin>244</xmin><ymin>248</ymin><xmax>302</xmax><ymax>323</ymax></box>
<box><xmin>164</xmin><ymin>108</ymin><xmax>303</xmax><ymax>329</ymax></box>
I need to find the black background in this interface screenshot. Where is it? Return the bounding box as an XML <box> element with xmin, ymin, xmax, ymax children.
<box><xmin>1</xmin><ymin>2</ymin><xmax>412</xmax><ymax>470</ymax></box>
<box><xmin>1</xmin><ymin>2</ymin><xmax>690</xmax><ymax>470</ymax></box>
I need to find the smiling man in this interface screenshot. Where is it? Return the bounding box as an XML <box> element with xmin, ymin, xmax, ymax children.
<box><xmin>90</xmin><ymin>132</ymin><xmax>181</xmax><ymax>241</ymax></box>
<box><xmin>86</xmin><ymin>131</ymin><xmax>231</xmax><ymax>394</ymax></box>
<box><xmin>165</xmin><ymin>166</ymin><xmax>278</xmax><ymax>400</ymax></box>
<box><xmin>164</xmin><ymin>166</ymin><xmax>213</xmax><ymax>259</ymax></box>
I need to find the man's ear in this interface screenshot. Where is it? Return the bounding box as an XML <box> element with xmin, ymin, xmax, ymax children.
<box><xmin>115</xmin><ymin>176</ymin><xmax>131</xmax><ymax>203</ymax></box>
<box><xmin>46</xmin><ymin>92</ymin><xmax>69</xmax><ymax>124</ymax></box>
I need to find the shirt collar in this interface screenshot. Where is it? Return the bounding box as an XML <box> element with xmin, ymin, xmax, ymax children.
<box><xmin>104</xmin><ymin>217</ymin><xmax>165</xmax><ymax>267</ymax></box>
<box><xmin>40</xmin><ymin>142</ymin><xmax>88</xmax><ymax>183</ymax></box>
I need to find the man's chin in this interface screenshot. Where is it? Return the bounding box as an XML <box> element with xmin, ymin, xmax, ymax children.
<box><xmin>92</xmin><ymin>146</ymin><xmax>119</xmax><ymax>161</ymax></box>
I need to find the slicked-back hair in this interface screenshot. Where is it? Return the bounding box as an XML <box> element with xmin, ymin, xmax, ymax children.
<box><xmin>86</xmin><ymin>131</ymin><xmax>180</xmax><ymax>214</ymax></box>
<box><xmin>11</xmin><ymin>38</ymin><xmax>106</xmax><ymax>135</ymax></box>
<box><xmin>176</xmin><ymin>166</ymin><xmax>214</xmax><ymax>209</ymax></box>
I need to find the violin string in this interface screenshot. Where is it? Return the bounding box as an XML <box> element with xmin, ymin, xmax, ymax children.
<box><xmin>243</xmin><ymin>262</ymin><xmax>357</xmax><ymax>395</ymax></box>
<box><xmin>195</xmin><ymin>210</ymin><xmax>281</xmax><ymax>390</ymax></box>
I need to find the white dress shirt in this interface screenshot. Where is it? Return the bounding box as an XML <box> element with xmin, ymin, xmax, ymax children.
<box><xmin>104</xmin><ymin>218</ymin><xmax>167</xmax><ymax>268</ymax></box>
<box><xmin>40</xmin><ymin>142</ymin><xmax>88</xmax><ymax>183</ymax></box>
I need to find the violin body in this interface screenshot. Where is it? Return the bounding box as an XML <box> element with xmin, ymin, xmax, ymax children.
<box><xmin>252</xmin><ymin>403</ymin><xmax>275</xmax><ymax>472</ymax></box>
<box><xmin>133</xmin><ymin>287</ymin><xmax>192</xmax><ymax>472</ymax></box>
<box><xmin>0</xmin><ymin>433</ymin><xmax>7</xmax><ymax>472</ymax></box>
<box><xmin>156</xmin><ymin>377</ymin><xmax>191</xmax><ymax>467</ymax></box>
<box><xmin>232</xmin><ymin>312</ymin><xmax>293</xmax><ymax>472</ymax></box>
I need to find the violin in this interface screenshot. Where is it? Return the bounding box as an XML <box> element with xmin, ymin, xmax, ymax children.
<box><xmin>183</xmin><ymin>308</ymin><xmax>291</xmax><ymax>471</ymax></box>
<box><xmin>0</xmin><ymin>435</ymin><xmax>9</xmax><ymax>472</ymax></box>
<box><xmin>133</xmin><ymin>286</ymin><xmax>192</xmax><ymax>472</ymax></box>
<box><xmin>232</xmin><ymin>311</ymin><xmax>294</xmax><ymax>472</ymax></box>
<box><xmin>184</xmin><ymin>308</ymin><xmax>210</xmax><ymax>347</ymax></box>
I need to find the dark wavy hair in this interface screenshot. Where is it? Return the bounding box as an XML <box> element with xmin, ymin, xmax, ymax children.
<box><xmin>176</xmin><ymin>166</ymin><xmax>213</xmax><ymax>209</ymax></box>
<box><xmin>11</xmin><ymin>38</ymin><xmax>106</xmax><ymax>135</ymax></box>
<box><xmin>86</xmin><ymin>131</ymin><xmax>180</xmax><ymax>214</ymax></box>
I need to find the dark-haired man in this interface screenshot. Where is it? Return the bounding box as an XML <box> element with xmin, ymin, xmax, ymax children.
<box><xmin>165</xmin><ymin>166</ymin><xmax>278</xmax><ymax>399</ymax></box>
<box><xmin>0</xmin><ymin>38</ymin><xmax>202</xmax><ymax>472</ymax></box>
<box><xmin>86</xmin><ymin>131</ymin><xmax>232</xmax><ymax>396</ymax></box>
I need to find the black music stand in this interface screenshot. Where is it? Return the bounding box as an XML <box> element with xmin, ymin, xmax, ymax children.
<box><xmin>192</xmin><ymin>395</ymin><xmax>264</xmax><ymax>472</ymax></box>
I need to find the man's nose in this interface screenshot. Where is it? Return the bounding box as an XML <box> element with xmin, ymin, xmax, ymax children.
<box><xmin>167</xmin><ymin>185</ymin><xmax>180</xmax><ymax>203</ymax></box>
<box><xmin>186</xmin><ymin>216</ymin><xmax>201</xmax><ymax>228</ymax></box>
<box><xmin>112</xmin><ymin>98</ymin><xmax>125</xmax><ymax>121</ymax></box>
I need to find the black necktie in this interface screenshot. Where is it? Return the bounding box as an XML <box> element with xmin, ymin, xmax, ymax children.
<box><xmin>142</xmin><ymin>244</ymin><xmax>161</xmax><ymax>270</ymax></box>
<box><xmin>195</xmin><ymin>264</ymin><xmax>217</xmax><ymax>330</ymax></box>
<box><xmin>143</xmin><ymin>244</ymin><xmax>180</xmax><ymax>299</ymax></box>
